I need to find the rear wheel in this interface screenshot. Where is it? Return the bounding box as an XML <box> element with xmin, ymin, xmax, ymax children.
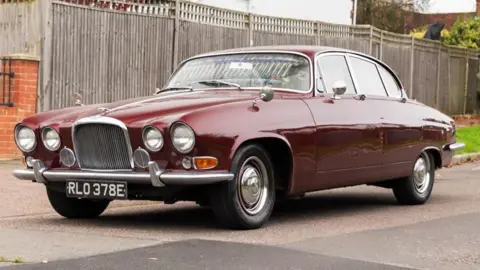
<box><xmin>210</xmin><ymin>144</ymin><xmax>276</xmax><ymax>230</ymax></box>
<box><xmin>393</xmin><ymin>151</ymin><xmax>435</xmax><ymax>205</ymax></box>
<box><xmin>46</xmin><ymin>187</ymin><xmax>110</xmax><ymax>219</ymax></box>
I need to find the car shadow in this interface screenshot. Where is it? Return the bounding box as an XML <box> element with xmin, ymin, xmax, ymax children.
<box><xmin>40</xmin><ymin>188</ymin><xmax>413</xmax><ymax>230</ymax></box>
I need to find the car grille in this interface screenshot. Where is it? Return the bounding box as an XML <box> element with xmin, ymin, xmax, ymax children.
<box><xmin>73</xmin><ymin>123</ymin><xmax>132</xmax><ymax>170</ymax></box>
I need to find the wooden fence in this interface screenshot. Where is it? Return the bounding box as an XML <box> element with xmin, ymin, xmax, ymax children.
<box><xmin>0</xmin><ymin>0</ymin><xmax>479</xmax><ymax>115</ymax></box>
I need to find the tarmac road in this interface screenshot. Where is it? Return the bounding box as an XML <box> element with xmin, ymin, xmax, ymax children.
<box><xmin>0</xmin><ymin>160</ymin><xmax>479</xmax><ymax>269</ymax></box>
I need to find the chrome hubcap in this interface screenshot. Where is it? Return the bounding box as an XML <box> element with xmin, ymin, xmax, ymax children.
<box><xmin>413</xmin><ymin>155</ymin><xmax>430</xmax><ymax>194</ymax></box>
<box><xmin>237</xmin><ymin>156</ymin><xmax>268</xmax><ymax>215</ymax></box>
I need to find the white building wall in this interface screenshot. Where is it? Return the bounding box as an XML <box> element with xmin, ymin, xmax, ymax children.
<box><xmin>188</xmin><ymin>0</ymin><xmax>354</xmax><ymax>25</ymax></box>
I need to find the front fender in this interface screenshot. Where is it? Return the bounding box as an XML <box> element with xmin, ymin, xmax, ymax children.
<box><xmin>228</xmin><ymin>132</ymin><xmax>293</xmax><ymax>165</ymax></box>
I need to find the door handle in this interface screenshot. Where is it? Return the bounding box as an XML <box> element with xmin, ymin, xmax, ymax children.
<box><xmin>353</xmin><ymin>94</ymin><xmax>366</xmax><ymax>101</ymax></box>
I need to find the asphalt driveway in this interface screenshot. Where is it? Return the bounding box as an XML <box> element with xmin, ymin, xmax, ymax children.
<box><xmin>0</xmin><ymin>160</ymin><xmax>479</xmax><ymax>269</ymax></box>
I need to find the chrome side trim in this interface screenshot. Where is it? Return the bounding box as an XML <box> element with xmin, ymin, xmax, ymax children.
<box><xmin>160</xmin><ymin>171</ymin><xmax>234</xmax><ymax>185</ymax></box>
<box><xmin>13</xmin><ymin>159</ymin><xmax>234</xmax><ymax>187</ymax></box>
<box><xmin>71</xmin><ymin>115</ymin><xmax>134</xmax><ymax>171</ymax></box>
<box><xmin>445</xmin><ymin>142</ymin><xmax>466</xmax><ymax>151</ymax></box>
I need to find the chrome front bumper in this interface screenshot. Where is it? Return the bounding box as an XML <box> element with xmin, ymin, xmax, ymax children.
<box><xmin>13</xmin><ymin>159</ymin><xmax>234</xmax><ymax>187</ymax></box>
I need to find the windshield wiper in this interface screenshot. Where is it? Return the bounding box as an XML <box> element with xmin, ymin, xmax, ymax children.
<box><xmin>155</xmin><ymin>86</ymin><xmax>193</xmax><ymax>94</ymax></box>
<box><xmin>197</xmin><ymin>80</ymin><xmax>242</xmax><ymax>90</ymax></box>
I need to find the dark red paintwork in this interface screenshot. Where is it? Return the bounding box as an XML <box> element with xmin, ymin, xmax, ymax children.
<box><xmin>15</xmin><ymin>46</ymin><xmax>458</xmax><ymax>196</ymax></box>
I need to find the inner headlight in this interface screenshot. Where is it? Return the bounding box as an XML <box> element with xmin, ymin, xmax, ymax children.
<box><xmin>41</xmin><ymin>127</ymin><xmax>61</xmax><ymax>151</ymax></box>
<box><xmin>171</xmin><ymin>123</ymin><xmax>195</xmax><ymax>153</ymax></box>
<box><xmin>14</xmin><ymin>125</ymin><xmax>36</xmax><ymax>152</ymax></box>
<box><xmin>143</xmin><ymin>126</ymin><xmax>164</xmax><ymax>152</ymax></box>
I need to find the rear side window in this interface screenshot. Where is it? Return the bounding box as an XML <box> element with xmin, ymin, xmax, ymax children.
<box><xmin>349</xmin><ymin>56</ymin><xmax>387</xmax><ymax>97</ymax></box>
<box><xmin>318</xmin><ymin>55</ymin><xmax>356</xmax><ymax>94</ymax></box>
<box><xmin>378</xmin><ymin>65</ymin><xmax>402</xmax><ymax>98</ymax></box>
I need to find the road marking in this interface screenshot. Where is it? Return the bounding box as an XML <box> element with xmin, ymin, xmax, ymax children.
<box><xmin>473</xmin><ymin>167</ymin><xmax>480</xmax><ymax>171</ymax></box>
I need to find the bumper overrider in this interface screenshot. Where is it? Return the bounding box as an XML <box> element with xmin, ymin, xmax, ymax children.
<box><xmin>12</xmin><ymin>159</ymin><xmax>234</xmax><ymax>187</ymax></box>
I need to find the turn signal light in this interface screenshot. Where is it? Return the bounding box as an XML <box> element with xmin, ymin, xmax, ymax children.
<box><xmin>193</xmin><ymin>156</ymin><xmax>218</xmax><ymax>170</ymax></box>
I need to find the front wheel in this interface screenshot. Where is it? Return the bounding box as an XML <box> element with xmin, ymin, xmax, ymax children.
<box><xmin>392</xmin><ymin>151</ymin><xmax>435</xmax><ymax>205</ymax></box>
<box><xmin>46</xmin><ymin>187</ymin><xmax>110</xmax><ymax>219</ymax></box>
<box><xmin>210</xmin><ymin>144</ymin><xmax>276</xmax><ymax>230</ymax></box>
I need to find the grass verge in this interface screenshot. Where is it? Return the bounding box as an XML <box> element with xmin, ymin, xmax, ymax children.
<box><xmin>456</xmin><ymin>125</ymin><xmax>480</xmax><ymax>155</ymax></box>
<box><xmin>0</xmin><ymin>256</ymin><xmax>23</xmax><ymax>263</ymax></box>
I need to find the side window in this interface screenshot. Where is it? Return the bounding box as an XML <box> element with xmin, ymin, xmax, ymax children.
<box><xmin>349</xmin><ymin>56</ymin><xmax>387</xmax><ymax>97</ymax></box>
<box><xmin>318</xmin><ymin>55</ymin><xmax>356</xmax><ymax>94</ymax></box>
<box><xmin>378</xmin><ymin>65</ymin><xmax>402</xmax><ymax>98</ymax></box>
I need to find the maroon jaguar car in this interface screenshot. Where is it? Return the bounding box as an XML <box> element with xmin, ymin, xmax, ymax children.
<box><xmin>12</xmin><ymin>45</ymin><xmax>465</xmax><ymax>230</ymax></box>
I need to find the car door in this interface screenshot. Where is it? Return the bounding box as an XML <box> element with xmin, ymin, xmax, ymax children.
<box><xmin>375</xmin><ymin>63</ymin><xmax>424</xmax><ymax>173</ymax></box>
<box><xmin>347</xmin><ymin>54</ymin><xmax>423</xmax><ymax>180</ymax></box>
<box><xmin>302</xmin><ymin>53</ymin><xmax>383</xmax><ymax>190</ymax></box>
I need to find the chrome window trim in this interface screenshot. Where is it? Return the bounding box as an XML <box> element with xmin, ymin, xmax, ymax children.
<box><xmin>375</xmin><ymin>63</ymin><xmax>404</xmax><ymax>98</ymax></box>
<box><xmin>71</xmin><ymin>115</ymin><xmax>134</xmax><ymax>172</ymax></box>
<box><xmin>346</xmin><ymin>54</ymin><xmax>389</xmax><ymax>97</ymax></box>
<box><xmin>315</xmin><ymin>52</ymin><xmax>358</xmax><ymax>95</ymax></box>
<box><xmin>315</xmin><ymin>50</ymin><xmax>407</xmax><ymax>99</ymax></box>
<box><xmin>166</xmin><ymin>50</ymin><xmax>314</xmax><ymax>94</ymax></box>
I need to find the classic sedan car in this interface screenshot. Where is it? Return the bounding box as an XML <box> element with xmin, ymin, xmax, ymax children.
<box><xmin>12</xmin><ymin>45</ymin><xmax>465</xmax><ymax>230</ymax></box>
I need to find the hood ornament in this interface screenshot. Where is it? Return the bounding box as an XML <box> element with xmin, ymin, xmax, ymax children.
<box><xmin>97</xmin><ymin>107</ymin><xmax>112</xmax><ymax>114</ymax></box>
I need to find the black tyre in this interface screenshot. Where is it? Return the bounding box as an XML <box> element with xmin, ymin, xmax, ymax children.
<box><xmin>46</xmin><ymin>187</ymin><xmax>110</xmax><ymax>219</ymax></box>
<box><xmin>393</xmin><ymin>151</ymin><xmax>435</xmax><ymax>205</ymax></box>
<box><xmin>210</xmin><ymin>144</ymin><xmax>276</xmax><ymax>230</ymax></box>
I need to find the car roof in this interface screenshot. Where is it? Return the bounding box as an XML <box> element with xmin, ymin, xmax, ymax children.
<box><xmin>195</xmin><ymin>45</ymin><xmax>352</xmax><ymax>57</ymax></box>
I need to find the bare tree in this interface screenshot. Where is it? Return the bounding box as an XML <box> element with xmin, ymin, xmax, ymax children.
<box><xmin>356</xmin><ymin>0</ymin><xmax>434</xmax><ymax>33</ymax></box>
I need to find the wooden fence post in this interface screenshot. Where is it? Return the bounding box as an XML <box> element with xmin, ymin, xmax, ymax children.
<box><xmin>409</xmin><ymin>36</ymin><xmax>415</xmax><ymax>98</ymax></box>
<box><xmin>316</xmin><ymin>21</ymin><xmax>321</xmax><ymax>46</ymax></box>
<box><xmin>447</xmin><ymin>47</ymin><xmax>452</xmax><ymax>114</ymax></box>
<box><xmin>248</xmin><ymin>13</ymin><xmax>254</xmax><ymax>47</ymax></box>
<box><xmin>369</xmin><ymin>26</ymin><xmax>373</xmax><ymax>56</ymax></box>
<box><xmin>171</xmin><ymin>0</ymin><xmax>180</xmax><ymax>72</ymax></box>
<box><xmin>463</xmin><ymin>54</ymin><xmax>469</xmax><ymax>114</ymax></box>
<box><xmin>379</xmin><ymin>30</ymin><xmax>383</xmax><ymax>61</ymax></box>
<box><xmin>38</xmin><ymin>0</ymin><xmax>53</xmax><ymax>112</ymax></box>
<box><xmin>436</xmin><ymin>43</ymin><xmax>441</xmax><ymax>109</ymax></box>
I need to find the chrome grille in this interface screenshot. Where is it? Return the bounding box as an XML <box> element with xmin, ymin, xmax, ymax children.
<box><xmin>73</xmin><ymin>123</ymin><xmax>132</xmax><ymax>170</ymax></box>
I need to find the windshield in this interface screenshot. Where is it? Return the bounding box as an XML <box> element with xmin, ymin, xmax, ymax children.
<box><xmin>166</xmin><ymin>52</ymin><xmax>312</xmax><ymax>92</ymax></box>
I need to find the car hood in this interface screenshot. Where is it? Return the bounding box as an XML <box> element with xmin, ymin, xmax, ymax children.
<box><xmin>31</xmin><ymin>90</ymin><xmax>257</xmax><ymax>127</ymax></box>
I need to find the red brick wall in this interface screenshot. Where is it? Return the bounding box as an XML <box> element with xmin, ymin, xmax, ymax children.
<box><xmin>406</xmin><ymin>12</ymin><xmax>477</xmax><ymax>31</ymax></box>
<box><xmin>406</xmin><ymin>0</ymin><xmax>479</xmax><ymax>31</ymax></box>
<box><xmin>0</xmin><ymin>55</ymin><xmax>39</xmax><ymax>160</ymax></box>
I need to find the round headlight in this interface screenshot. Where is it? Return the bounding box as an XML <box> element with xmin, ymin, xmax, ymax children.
<box><xmin>42</xmin><ymin>127</ymin><xmax>61</xmax><ymax>151</ymax></box>
<box><xmin>14</xmin><ymin>125</ymin><xmax>36</xmax><ymax>153</ymax></box>
<box><xmin>143</xmin><ymin>126</ymin><xmax>164</xmax><ymax>152</ymax></box>
<box><xmin>171</xmin><ymin>123</ymin><xmax>195</xmax><ymax>153</ymax></box>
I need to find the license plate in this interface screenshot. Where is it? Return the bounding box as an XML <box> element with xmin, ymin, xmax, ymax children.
<box><xmin>65</xmin><ymin>180</ymin><xmax>128</xmax><ymax>200</ymax></box>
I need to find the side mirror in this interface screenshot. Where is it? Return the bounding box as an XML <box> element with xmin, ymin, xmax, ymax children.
<box><xmin>332</xmin><ymin>81</ymin><xmax>347</xmax><ymax>100</ymax></box>
<box><xmin>252</xmin><ymin>86</ymin><xmax>274</xmax><ymax>107</ymax></box>
<box><xmin>259</xmin><ymin>86</ymin><xmax>274</xmax><ymax>102</ymax></box>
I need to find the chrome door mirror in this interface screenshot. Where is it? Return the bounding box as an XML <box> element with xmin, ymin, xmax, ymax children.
<box><xmin>332</xmin><ymin>81</ymin><xmax>347</xmax><ymax>100</ymax></box>
<box><xmin>259</xmin><ymin>86</ymin><xmax>274</xmax><ymax>102</ymax></box>
<box><xmin>252</xmin><ymin>86</ymin><xmax>274</xmax><ymax>107</ymax></box>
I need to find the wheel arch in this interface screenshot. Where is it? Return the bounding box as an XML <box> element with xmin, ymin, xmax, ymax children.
<box><xmin>230</xmin><ymin>135</ymin><xmax>294</xmax><ymax>194</ymax></box>
<box><xmin>421</xmin><ymin>146</ymin><xmax>442</xmax><ymax>169</ymax></box>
